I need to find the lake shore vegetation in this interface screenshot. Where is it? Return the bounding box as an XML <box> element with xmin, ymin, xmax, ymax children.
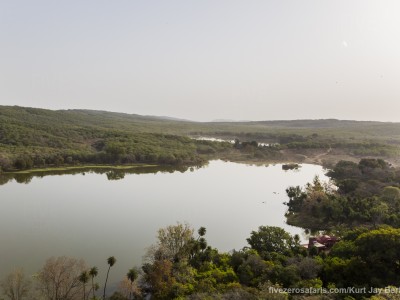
<box><xmin>2</xmin><ymin>106</ymin><xmax>400</xmax><ymax>174</ymax></box>
<box><xmin>3</xmin><ymin>222</ymin><xmax>400</xmax><ymax>299</ymax></box>
<box><xmin>2</xmin><ymin>106</ymin><xmax>400</xmax><ymax>299</ymax></box>
<box><xmin>285</xmin><ymin>158</ymin><xmax>400</xmax><ymax>230</ymax></box>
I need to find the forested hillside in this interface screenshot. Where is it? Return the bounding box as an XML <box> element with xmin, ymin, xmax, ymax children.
<box><xmin>1</xmin><ymin>105</ymin><xmax>400</xmax><ymax>172</ymax></box>
<box><xmin>0</xmin><ymin>106</ymin><xmax>231</xmax><ymax>171</ymax></box>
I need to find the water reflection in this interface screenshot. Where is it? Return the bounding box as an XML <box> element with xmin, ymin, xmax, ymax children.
<box><xmin>0</xmin><ymin>160</ymin><xmax>328</xmax><ymax>294</ymax></box>
<box><xmin>0</xmin><ymin>164</ymin><xmax>203</xmax><ymax>185</ymax></box>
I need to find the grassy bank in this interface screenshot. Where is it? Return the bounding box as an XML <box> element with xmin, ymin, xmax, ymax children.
<box><xmin>3</xmin><ymin>163</ymin><xmax>160</xmax><ymax>174</ymax></box>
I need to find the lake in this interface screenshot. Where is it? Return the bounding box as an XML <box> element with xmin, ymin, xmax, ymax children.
<box><xmin>0</xmin><ymin>160</ymin><xmax>329</xmax><ymax>293</ymax></box>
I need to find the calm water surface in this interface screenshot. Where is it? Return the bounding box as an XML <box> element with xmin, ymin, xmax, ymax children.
<box><xmin>0</xmin><ymin>160</ymin><xmax>329</xmax><ymax>290</ymax></box>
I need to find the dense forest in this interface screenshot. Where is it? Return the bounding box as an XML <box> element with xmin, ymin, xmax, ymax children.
<box><xmin>1</xmin><ymin>105</ymin><xmax>400</xmax><ymax>173</ymax></box>
<box><xmin>286</xmin><ymin>158</ymin><xmax>400</xmax><ymax>230</ymax></box>
<box><xmin>0</xmin><ymin>106</ymin><xmax>231</xmax><ymax>171</ymax></box>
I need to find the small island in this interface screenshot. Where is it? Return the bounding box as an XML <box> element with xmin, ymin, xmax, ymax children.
<box><xmin>282</xmin><ymin>163</ymin><xmax>300</xmax><ymax>170</ymax></box>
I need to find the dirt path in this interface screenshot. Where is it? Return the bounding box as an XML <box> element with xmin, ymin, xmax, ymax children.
<box><xmin>292</xmin><ymin>147</ymin><xmax>336</xmax><ymax>167</ymax></box>
<box><xmin>314</xmin><ymin>147</ymin><xmax>332</xmax><ymax>164</ymax></box>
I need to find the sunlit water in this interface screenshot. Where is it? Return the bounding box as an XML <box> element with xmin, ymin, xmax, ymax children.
<box><xmin>0</xmin><ymin>160</ymin><xmax>329</xmax><ymax>292</ymax></box>
<box><xmin>191</xmin><ymin>136</ymin><xmax>277</xmax><ymax>147</ymax></box>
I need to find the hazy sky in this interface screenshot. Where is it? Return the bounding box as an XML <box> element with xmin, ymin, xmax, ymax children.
<box><xmin>1</xmin><ymin>1</ymin><xmax>400</xmax><ymax>122</ymax></box>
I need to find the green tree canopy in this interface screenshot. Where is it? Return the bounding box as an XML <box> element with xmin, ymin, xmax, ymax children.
<box><xmin>246</xmin><ymin>226</ymin><xmax>296</xmax><ymax>259</ymax></box>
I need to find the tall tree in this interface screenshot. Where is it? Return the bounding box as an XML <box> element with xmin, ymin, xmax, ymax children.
<box><xmin>198</xmin><ymin>227</ymin><xmax>206</xmax><ymax>237</ymax></box>
<box><xmin>89</xmin><ymin>266</ymin><xmax>98</xmax><ymax>300</ymax></box>
<box><xmin>78</xmin><ymin>271</ymin><xmax>89</xmax><ymax>300</ymax></box>
<box><xmin>247</xmin><ymin>226</ymin><xmax>295</xmax><ymax>259</ymax></box>
<box><xmin>156</xmin><ymin>222</ymin><xmax>194</xmax><ymax>262</ymax></box>
<box><xmin>126</xmin><ymin>268</ymin><xmax>139</xmax><ymax>300</ymax></box>
<box><xmin>355</xmin><ymin>227</ymin><xmax>400</xmax><ymax>286</ymax></box>
<box><xmin>103</xmin><ymin>256</ymin><xmax>116</xmax><ymax>300</ymax></box>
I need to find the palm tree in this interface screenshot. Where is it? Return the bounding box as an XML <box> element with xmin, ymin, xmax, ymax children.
<box><xmin>79</xmin><ymin>271</ymin><xmax>89</xmax><ymax>300</ymax></box>
<box><xmin>103</xmin><ymin>256</ymin><xmax>116</xmax><ymax>300</ymax></box>
<box><xmin>198</xmin><ymin>227</ymin><xmax>206</xmax><ymax>237</ymax></box>
<box><xmin>89</xmin><ymin>266</ymin><xmax>98</xmax><ymax>300</ymax></box>
<box><xmin>127</xmin><ymin>268</ymin><xmax>139</xmax><ymax>300</ymax></box>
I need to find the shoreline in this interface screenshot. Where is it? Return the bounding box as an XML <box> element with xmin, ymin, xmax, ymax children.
<box><xmin>2</xmin><ymin>149</ymin><xmax>398</xmax><ymax>176</ymax></box>
<box><xmin>1</xmin><ymin>163</ymin><xmax>160</xmax><ymax>175</ymax></box>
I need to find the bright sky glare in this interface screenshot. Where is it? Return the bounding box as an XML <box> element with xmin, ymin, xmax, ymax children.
<box><xmin>1</xmin><ymin>0</ymin><xmax>400</xmax><ymax>122</ymax></box>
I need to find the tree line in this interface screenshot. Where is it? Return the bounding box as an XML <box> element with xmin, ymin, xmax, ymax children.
<box><xmin>0</xmin><ymin>134</ymin><xmax>233</xmax><ymax>172</ymax></box>
<box><xmin>2</xmin><ymin>106</ymin><xmax>399</xmax><ymax>173</ymax></box>
<box><xmin>3</xmin><ymin>222</ymin><xmax>400</xmax><ymax>300</ymax></box>
<box><xmin>0</xmin><ymin>255</ymin><xmax>139</xmax><ymax>300</ymax></box>
<box><xmin>285</xmin><ymin>158</ymin><xmax>400</xmax><ymax>229</ymax></box>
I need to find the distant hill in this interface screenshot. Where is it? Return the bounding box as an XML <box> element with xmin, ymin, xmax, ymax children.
<box><xmin>147</xmin><ymin>115</ymin><xmax>193</xmax><ymax>122</ymax></box>
<box><xmin>0</xmin><ymin>106</ymin><xmax>218</xmax><ymax>171</ymax></box>
<box><xmin>248</xmin><ymin>119</ymin><xmax>385</xmax><ymax>128</ymax></box>
<box><xmin>1</xmin><ymin>104</ymin><xmax>399</xmax><ymax>129</ymax></box>
<box><xmin>1</xmin><ymin>105</ymin><xmax>400</xmax><ymax>172</ymax></box>
<box><xmin>1</xmin><ymin>105</ymin><xmax>400</xmax><ymax>138</ymax></box>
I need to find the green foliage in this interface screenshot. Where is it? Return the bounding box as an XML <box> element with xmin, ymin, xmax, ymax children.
<box><xmin>370</xmin><ymin>287</ymin><xmax>400</xmax><ymax>300</ymax></box>
<box><xmin>5</xmin><ymin>106</ymin><xmax>400</xmax><ymax>298</ymax></box>
<box><xmin>246</xmin><ymin>226</ymin><xmax>296</xmax><ymax>259</ymax></box>
<box><xmin>103</xmin><ymin>257</ymin><xmax>117</xmax><ymax>300</ymax></box>
<box><xmin>127</xmin><ymin>268</ymin><xmax>138</xmax><ymax>284</ymax></box>
<box><xmin>0</xmin><ymin>106</ymin><xmax>235</xmax><ymax>172</ymax></box>
<box><xmin>258</xmin><ymin>281</ymin><xmax>289</xmax><ymax>300</ymax></box>
<box><xmin>286</xmin><ymin>159</ymin><xmax>400</xmax><ymax>230</ymax></box>
<box><xmin>89</xmin><ymin>266</ymin><xmax>99</xmax><ymax>300</ymax></box>
<box><xmin>319</xmin><ymin>226</ymin><xmax>400</xmax><ymax>293</ymax></box>
<box><xmin>354</xmin><ymin>227</ymin><xmax>400</xmax><ymax>287</ymax></box>
<box><xmin>2</xmin><ymin>105</ymin><xmax>400</xmax><ymax>173</ymax></box>
<box><xmin>8</xmin><ymin>223</ymin><xmax>400</xmax><ymax>299</ymax></box>
<box><xmin>107</xmin><ymin>257</ymin><xmax>116</xmax><ymax>267</ymax></box>
<box><xmin>157</xmin><ymin>222</ymin><xmax>194</xmax><ymax>262</ymax></box>
<box><xmin>235</xmin><ymin>252</ymin><xmax>269</xmax><ymax>287</ymax></box>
